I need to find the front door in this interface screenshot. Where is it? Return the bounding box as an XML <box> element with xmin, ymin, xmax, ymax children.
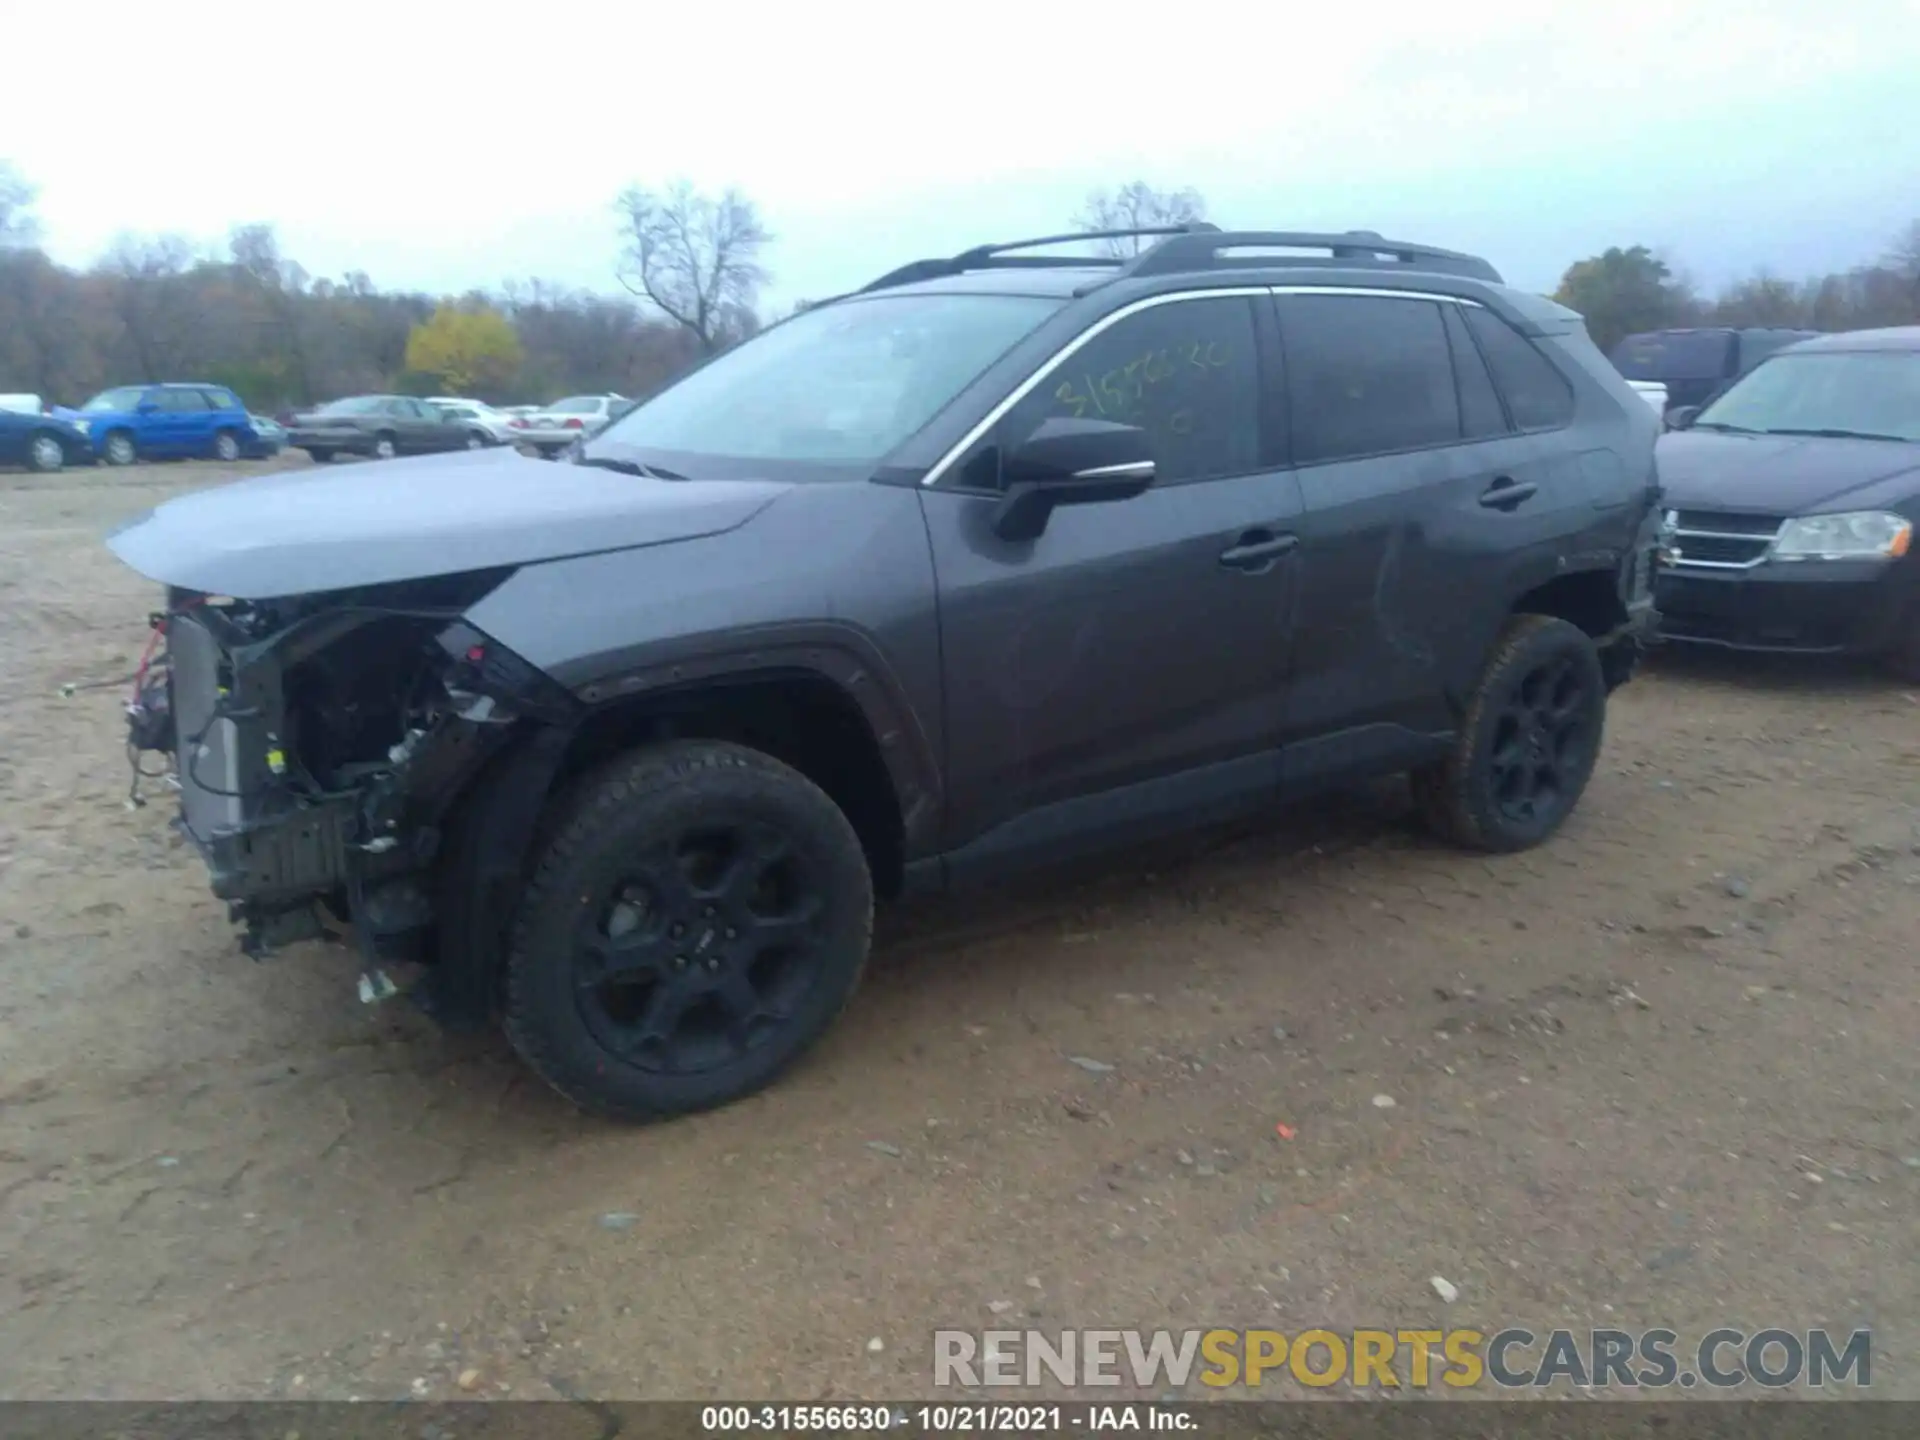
<box><xmin>923</xmin><ymin>291</ymin><xmax>1303</xmax><ymax>876</ymax></box>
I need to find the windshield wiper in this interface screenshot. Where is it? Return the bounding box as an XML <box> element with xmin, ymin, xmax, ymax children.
<box><xmin>1690</xmin><ymin>421</ymin><xmax>1762</xmax><ymax>433</ymax></box>
<box><xmin>1760</xmin><ymin>427</ymin><xmax>1912</xmax><ymax>443</ymax></box>
<box><xmin>573</xmin><ymin>455</ymin><xmax>692</xmax><ymax>482</ymax></box>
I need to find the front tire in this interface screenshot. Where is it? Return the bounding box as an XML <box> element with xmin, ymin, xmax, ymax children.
<box><xmin>372</xmin><ymin>432</ymin><xmax>397</xmax><ymax>460</ymax></box>
<box><xmin>212</xmin><ymin>429</ymin><xmax>241</xmax><ymax>462</ymax></box>
<box><xmin>27</xmin><ymin>433</ymin><xmax>67</xmax><ymax>473</ymax></box>
<box><xmin>102</xmin><ymin>430</ymin><xmax>137</xmax><ymax>467</ymax></box>
<box><xmin>505</xmin><ymin>740</ymin><xmax>875</xmax><ymax>1122</ymax></box>
<box><xmin>465</xmin><ymin>430</ymin><xmax>488</xmax><ymax>450</ymax></box>
<box><xmin>1412</xmin><ymin>614</ymin><xmax>1607</xmax><ymax>853</ymax></box>
<box><xmin>1883</xmin><ymin>614</ymin><xmax>1920</xmax><ymax>685</ymax></box>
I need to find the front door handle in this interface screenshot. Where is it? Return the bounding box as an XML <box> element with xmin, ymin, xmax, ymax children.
<box><xmin>1219</xmin><ymin>530</ymin><xmax>1299</xmax><ymax>570</ymax></box>
<box><xmin>1479</xmin><ymin>477</ymin><xmax>1538</xmax><ymax>510</ymax></box>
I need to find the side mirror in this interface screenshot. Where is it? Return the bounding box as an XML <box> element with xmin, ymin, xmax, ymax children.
<box><xmin>990</xmin><ymin>417</ymin><xmax>1156</xmax><ymax>542</ymax></box>
<box><xmin>1665</xmin><ymin>405</ymin><xmax>1700</xmax><ymax>431</ymax></box>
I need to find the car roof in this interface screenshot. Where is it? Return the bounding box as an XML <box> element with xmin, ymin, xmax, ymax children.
<box><xmin>1779</xmin><ymin>326</ymin><xmax>1920</xmax><ymax>354</ymax></box>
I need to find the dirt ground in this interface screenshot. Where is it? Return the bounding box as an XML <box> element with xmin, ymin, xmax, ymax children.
<box><xmin>1</xmin><ymin>456</ymin><xmax>1916</xmax><ymax>1404</ymax></box>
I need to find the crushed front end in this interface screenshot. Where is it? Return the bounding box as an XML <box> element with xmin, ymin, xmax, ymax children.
<box><xmin>128</xmin><ymin>570</ymin><xmax>580</xmax><ymax>996</ymax></box>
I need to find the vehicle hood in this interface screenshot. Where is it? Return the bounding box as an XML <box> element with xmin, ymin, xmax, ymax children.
<box><xmin>1658</xmin><ymin>430</ymin><xmax>1920</xmax><ymax>515</ymax></box>
<box><xmin>105</xmin><ymin>447</ymin><xmax>793</xmax><ymax>600</ymax></box>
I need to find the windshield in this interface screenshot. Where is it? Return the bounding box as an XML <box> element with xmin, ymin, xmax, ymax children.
<box><xmin>314</xmin><ymin>396</ymin><xmax>390</xmax><ymax>416</ymax></box>
<box><xmin>1694</xmin><ymin>351</ymin><xmax>1920</xmax><ymax>442</ymax></box>
<box><xmin>83</xmin><ymin>387</ymin><xmax>149</xmax><ymax>412</ymax></box>
<box><xmin>592</xmin><ymin>293</ymin><xmax>1064</xmax><ymax>467</ymax></box>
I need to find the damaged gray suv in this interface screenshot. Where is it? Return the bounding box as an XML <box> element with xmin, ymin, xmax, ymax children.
<box><xmin>108</xmin><ymin>226</ymin><xmax>1664</xmax><ymax>1121</ymax></box>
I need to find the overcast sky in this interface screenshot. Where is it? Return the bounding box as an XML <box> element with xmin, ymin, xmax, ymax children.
<box><xmin>5</xmin><ymin>1</ymin><xmax>1918</xmax><ymax>308</ymax></box>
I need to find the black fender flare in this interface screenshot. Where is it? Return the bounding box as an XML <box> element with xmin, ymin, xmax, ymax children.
<box><xmin>567</xmin><ymin>622</ymin><xmax>944</xmax><ymax>858</ymax></box>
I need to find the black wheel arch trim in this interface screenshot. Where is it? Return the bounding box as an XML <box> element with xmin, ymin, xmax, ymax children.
<box><xmin>563</xmin><ymin>622</ymin><xmax>944</xmax><ymax>861</ymax></box>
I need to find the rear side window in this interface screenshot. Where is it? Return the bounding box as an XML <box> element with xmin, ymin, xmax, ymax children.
<box><xmin>1280</xmin><ymin>294</ymin><xmax>1460</xmax><ymax>464</ymax></box>
<box><xmin>1465</xmin><ymin>309</ymin><xmax>1575</xmax><ymax>431</ymax></box>
<box><xmin>983</xmin><ymin>295</ymin><xmax>1262</xmax><ymax>488</ymax></box>
<box><xmin>1442</xmin><ymin>305</ymin><xmax>1507</xmax><ymax>439</ymax></box>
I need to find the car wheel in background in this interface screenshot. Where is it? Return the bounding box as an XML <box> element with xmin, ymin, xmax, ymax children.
<box><xmin>212</xmin><ymin>429</ymin><xmax>241</xmax><ymax>462</ymax></box>
<box><xmin>303</xmin><ymin>447</ymin><xmax>333</xmax><ymax>463</ymax></box>
<box><xmin>372</xmin><ymin>433</ymin><xmax>397</xmax><ymax>460</ymax></box>
<box><xmin>102</xmin><ymin>431</ymin><xmax>137</xmax><ymax>467</ymax></box>
<box><xmin>1411</xmin><ymin>614</ymin><xmax>1607</xmax><ymax>853</ymax></box>
<box><xmin>504</xmin><ymin>740</ymin><xmax>876</xmax><ymax>1122</ymax></box>
<box><xmin>27</xmin><ymin>433</ymin><xmax>67</xmax><ymax>473</ymax></box>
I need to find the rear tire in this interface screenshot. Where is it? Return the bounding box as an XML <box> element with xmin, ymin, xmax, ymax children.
<box><xmin>465</xmin><ymin>430</ymin><xmax>487</xmax><ymax>450</ymax></box>
<box><xmin>504</xmin><ymin>740</ymin><xmax>874</xmax><ymax>1123</ymax></box>
<box><xmin>1412</xmin><ymin>614</ymin><xmax>1607</xmax><ymax>853</ymax></box>
<box><xmin>372</xmin><ymin>432</ymin><xmax>397</xmax><ymax>460</ymax></box>
<box><xmin>26</xmin><ymin>432</ymin><xmax>66</xmax><ymax>473</ymax></box>
<box><xmin>303</xmin><ymin>446</ymin><xmax>333</xmax><ymax>463</ymax></box>
<box><xmin>102</xmin><ymin>430</ymin><xmax>137</xmax><ymax>467</ymax></box>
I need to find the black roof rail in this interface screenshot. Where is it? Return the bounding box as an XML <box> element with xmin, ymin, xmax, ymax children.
<box><xmin>1124</xmin><ymin>229</ymin><xmax>1502</xmax><ymax>284</ymax></box>
<box><xmin>855</xmin><ymin>223</ymin><xmax>1221</xmax><ymax>294</ymax></box>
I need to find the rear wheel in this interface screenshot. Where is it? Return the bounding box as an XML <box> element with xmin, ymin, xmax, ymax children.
<box><xmin>504</xmin><ymin>740</ymin><xmax>875</xmax><ymax>1122</ymax></box>
<box><xmin>27</xmin><ymin>433</ymin><xmax>66</xmax><ymax>473</ymax></box>
<box><xmin>212</xmin><ymin>429</ymin><xmax>241</xmax><ymax>462</ymax></box>
<box><xmin>1412</xmin><ymin>614</ymin><xmax>1607</xmax><ymax>853</ymax></box>
<box><xmin>102</xmin><ymin>430</ymin><xmax>137</xmax><ymax>467</ymax></box>
<box><xmin>304</xmin><ymin>446</ymin><xmax>334</xmax><ymax>463</ymax></box>
<box><xmin>465</xmin><ymin>430</ymin><xmax>487</xmax><ymax>450</ymax></box>
<box><xmin>372</xmin><ymin>432</ymin><xmax>397</xmax><ymax>460</ymax></box>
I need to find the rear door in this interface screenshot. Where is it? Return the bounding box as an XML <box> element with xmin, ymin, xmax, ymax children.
<box><xmin>1271</xmin><ymin>288</ymin><xmax>1577</xmax><ymax>773</ymax></box>
<box><xmin>150</xmin><ymin>388</ymin><xmax>211</xmax><ymax>456</ymax></box>
<box><xmin>923</xmin><ymin>290</ymin><xmax>1305</xmax><ymax>873</ymax></box>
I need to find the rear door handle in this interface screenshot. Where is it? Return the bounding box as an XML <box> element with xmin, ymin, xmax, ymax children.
<box><xmin>1479</xmin><ymin>477</ymin><xmax>1538</xmax><ymax>510</ymax></box>
<box><xmin>1219</xmin><ymin>530</ymin><xmax>1299</xmax><ymax>570</ymax></box>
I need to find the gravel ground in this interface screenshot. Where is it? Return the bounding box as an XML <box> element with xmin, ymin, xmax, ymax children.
<box><xmin>1</xmin><ymin>456</ymin><xmax>1916</xmax><ymax>1403</ymax></box>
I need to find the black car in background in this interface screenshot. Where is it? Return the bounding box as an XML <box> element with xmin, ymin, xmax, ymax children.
<box><xmin>0</xmin><ymin>406</ymin><xmax>94</xmax><ymax>473</ymax></box>
<box><xmin>1655</xmin><ymin>326</ymin><xmax>1920</xmax><ymax>679</ymax></box>
<box><xmin>1613</xmin><ymin>327</ymin><xmax>1819</xmax><ymax>416</ymax></box>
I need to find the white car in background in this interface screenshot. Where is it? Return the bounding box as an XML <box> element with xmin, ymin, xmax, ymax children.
<box><xmin>428</xmin><ymin>397</ymin><xmax>516</xmax><ymax>445</ymax></box>
<box><xmin>507</xmin><ymin>393</ymin><xmax>632</xmax><ymax>457</ymax></box>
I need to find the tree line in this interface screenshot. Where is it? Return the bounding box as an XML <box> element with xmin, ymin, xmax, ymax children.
<box><xmin>3</xmin><ymin>159</ymin><xmax>1917</xmax><ymax>414</ymax></box>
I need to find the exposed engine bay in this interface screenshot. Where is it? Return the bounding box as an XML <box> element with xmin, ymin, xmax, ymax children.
<box><xmin>125</xmin><ymin>568</ymin><xmax>579</xmax><ymax>998</ymax></box>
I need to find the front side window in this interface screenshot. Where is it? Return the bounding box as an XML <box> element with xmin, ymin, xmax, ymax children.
<box><xmin>1465</xmin><ymin>308</ymin><xmax>1574</xmax><ymax>431</ymax></box>
<box><xmin>968</xmin><ymin>295</ymin><xmax>1262</xmax><ymax>488</ymax></box>
<box><xmin>203</xmin><ymin>389</ymin><xmax>242</xmax><ymax>410</ymax></box>
<box><xmin>160</xmin><ymin>388</ymin><xmax>210</xmax><ymax>411</ymax></box>
<box><xmin>83</xmin><ymin>387</ymin><xmax>149</xmax><ymax>412</ymax></box>
<box><xmin>1281</xmin><ymin>294</ymin><xmax>1461</xmax><ymax>464</ymax></box>
<box><xmin>1694</xmin><ymin>350</ymin><xmax>1920</xmax><ymax>442</ymax></box>
<box><xmin>591</xmin><ymin>292</ymin><xmax>1064</xmax><ymax>469</ymax></box>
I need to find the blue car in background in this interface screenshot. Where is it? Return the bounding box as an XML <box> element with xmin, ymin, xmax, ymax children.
<box><xmin>75</xmin><ymin>382</ymin><xmax>262</xmax><ymax>466</ymax></box>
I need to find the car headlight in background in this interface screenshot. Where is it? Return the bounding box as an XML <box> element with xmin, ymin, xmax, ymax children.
<box><xmin>1772</xmin><ymin>512</ymin><xmax>1913</xmax><ymax>561</ymax></box>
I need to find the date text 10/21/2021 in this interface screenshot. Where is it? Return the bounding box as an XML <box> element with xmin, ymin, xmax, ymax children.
<box><xmin>699</xmin><ymin>1404</ymin><xmax>1194</xmax><ymax>1432</ymax></box>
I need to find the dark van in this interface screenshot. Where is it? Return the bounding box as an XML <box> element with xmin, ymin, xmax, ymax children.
<box><xmin>1611</xmin><ymin>327</ymin><xmax>1819</xmax><ymax>415</ymax></box>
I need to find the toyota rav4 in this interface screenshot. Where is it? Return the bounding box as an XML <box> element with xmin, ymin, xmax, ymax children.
<box><xmin>106</xmin><ymin>226</ymin><xmax>1664</xmax><ymax>1122</ymax></box>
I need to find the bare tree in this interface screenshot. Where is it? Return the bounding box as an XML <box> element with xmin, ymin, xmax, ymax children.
<box><xmin>615</xmin><ymin>181</ymin><xmax>771</xmax><ymax>353</ymax></box>
<box><xmin>0</xmin><ymin>161</ymin><xmax>40</xmax><ymax>249</ymax></box>
<box><xmin>1073</xmin><ymin>182</ymin><xmax>1208</xmax><ymax>257</ymax></box>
